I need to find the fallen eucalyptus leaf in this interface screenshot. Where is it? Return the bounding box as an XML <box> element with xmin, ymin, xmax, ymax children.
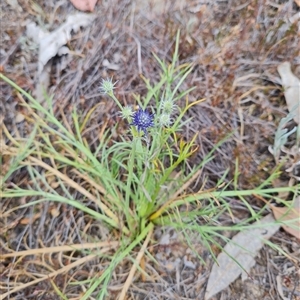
<box><xmin>205</xmin><ymin>214</ymin><xmax>280</xmax><ymax>300</ymax></box>
<box><xmin>26</xmin><ymin>13</ymin><xmax>95</xmax><ymax>105</ymax></box>
<box><xmin>36</xmin><ymin>13</ymin><xmax>95</xmax><ymax>73</ymax></box>
<box><xmin>277</xmin><ymin>62</ymin><xmax>300</xmax><ymax>124</ymax></box>
<box><xmin>271</xmin><ymin>196</ymin><xmax>300</xmax><ymax>240</ymax></box>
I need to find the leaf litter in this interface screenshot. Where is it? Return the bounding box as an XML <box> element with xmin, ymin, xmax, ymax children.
<box><xmin>277</xmin><ymin>62</ymin><xmax>300</xmax><ymax>124</ymax></box>
<box><xmin>271</xmin><ymin>196</ymin><xmax>300</xmax><ymax>240</ymax></box>
<box><xmin>205</xmin><ymin>194</ymin><xmax>300</xmax><ymax>299</ymax></box>
<box><xmin>26</xmin><ymin>12</ymin><xmax>95</xmax><ymax>104</ymax></box>
<box><xmin>1</xmin><ymin>0</ymin><xmax>300</xmax><ymax>299</ymax></box>
<box><xmin>205</xmin><ymin>214</ymin><xmax>280</xmax><ymax>300</ymax></box>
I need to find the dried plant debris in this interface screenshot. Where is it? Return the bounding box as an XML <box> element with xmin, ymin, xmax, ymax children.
<box><xmin>205</xmin><ymin>214</ymin><xmax>280</xmax><ymax>300</ymax></box>
<box><xmin>277</xmin><ymin>62</ymin><xmax>300</xmax><ymax>125</ymax></box>
<box><xmin>1</xmin><ymin>1</ymin><xmax>300</xmax><ymax>299</ymax></box>
<box><xmin>271</xmin><ymin>196</ymin><xmax>300</xmax><ymax>240</ymax></box>
<box><xmin>283</xmin><ymin>144</ymin><xmax>300</xmax><ymax>183</ymax></box>
<box><xmin>26</xmin><ymin>12</ymin><xmax>95</xmax><ymax>103</ymax></box>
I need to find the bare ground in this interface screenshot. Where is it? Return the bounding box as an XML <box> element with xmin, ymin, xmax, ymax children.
<box><xmin>1</xmin><ymin>0</ymin><xmax>300</xmax><ymax>299</ymax></box>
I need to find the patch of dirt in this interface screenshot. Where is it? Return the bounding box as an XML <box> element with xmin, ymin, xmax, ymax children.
<box><xmin>1</xmin><ymin>0</ymin><xmax>300</xmax><ymax>299</ymax></box>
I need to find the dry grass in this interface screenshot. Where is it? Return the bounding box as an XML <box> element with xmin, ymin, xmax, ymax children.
<box><xmin>1</xmin><ymin>0</ymin><xmax>300</xmax><ymax>299</ymax></box>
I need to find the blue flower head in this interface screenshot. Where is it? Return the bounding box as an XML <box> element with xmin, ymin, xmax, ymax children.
<box><xmin>131</xmin><ymin>108</ymin><xmax>154</xmax><ymax>135</ymax></box>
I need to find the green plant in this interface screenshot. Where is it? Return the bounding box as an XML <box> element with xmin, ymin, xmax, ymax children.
<box><xmin>268</xmin><ymin>107</ymin><xmax>298</xmax><ymax>163</ymax></box>
<box><xmin>1</xmin><ymin>31</ymin><xmax>298</xmax><ymax>299</ymax></box>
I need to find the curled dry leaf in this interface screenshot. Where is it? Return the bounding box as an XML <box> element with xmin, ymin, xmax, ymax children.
<box><xmin>26</xmin><ymin>17</ymin><xmax>93</xmax><ymax>68</ymax></box>
<box><xmin>271</xmin><ymin>196</ymin><xmax>300</xmax><ymax>240</ymax></box>
<box><xmin>205</xmin><ymin>214</ymin><xmax>280</xmax><ymax>300</ymax></box>
<box><xmin>277</xmin><ymin>62</ymin><xmax>300</xmax><ymax>124</ymax></box>
<box><xmin>70</xmin><ymin>0</ymin><xmax>98</xmax><ymax>12</ymax></box>
<box><xmin>26</xmin><ymin>13</ymin><xmax>95</xmax><ymax>104</ymax></box>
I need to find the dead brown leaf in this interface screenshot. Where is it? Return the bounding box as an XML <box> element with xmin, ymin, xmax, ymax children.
<box><xmin>271</xmin><ymin>196</ymin><xmax>300</xmax><ymax>240</ymax></box>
